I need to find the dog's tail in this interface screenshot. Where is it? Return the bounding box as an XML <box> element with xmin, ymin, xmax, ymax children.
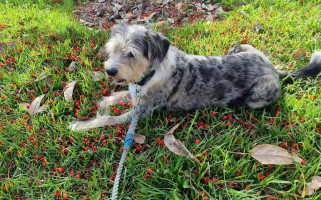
<box><xmin>278</xmin><ymin>51</ymin><xmax>321</xmax><ymax>80</ymax></box>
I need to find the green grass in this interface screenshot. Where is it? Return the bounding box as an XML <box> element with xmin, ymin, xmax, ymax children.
<box><xmin>1</xmin><ymin>0</ymin><xmax>321</xmax><ymax>199</ymax></box>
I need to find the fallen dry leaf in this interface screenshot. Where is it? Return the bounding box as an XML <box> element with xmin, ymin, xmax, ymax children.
<box><xmin>134</xmin><ymin>134</ymin><xmax>146</xmax><ymax>144</ymax></box>
<box><xmin>0</xmin><ymin>42</ymin><xmax>17</xmax><ymax>55</ymax></box>
<box><xmin>33</xmin><ymin>72</ymin><xmax>52</xmax><ymax>84</ymax></box>
<box><xmin>164</xmin><ymin>121</ymin><xmax>200</xmax><ymax>165</ymax></box>
<box><xmin>21</xmin><ymin>94</ymin><xmax>47</xmax><ymax>116</ymax></box>
<box><xmin>251</xmin><ymin>144</ymin><xmax>293</xmax><ymax>165</ymax></box>
<box><xmin>89</xmin><ymin>71</ymin><xmax>105</xmax><ymax>81</ymax></box>
<box><xmin>291</xmin><ymin>152</ymin><xmax>303</xmax><ymax>163</ymax></box>
<box><xmin>293</xmin><ymin>48</ymin><xmax>306</xmax><ymax>60</ymax></box>
<box><xmin>298</xmin><ymin>176</ymin><xmax>321</xmax><ymax>197</ymax></box>
<box><xmin>68</xmin><ymin>61</ymin><xmax>77</xmax><ymax>72</ymax></box>
<box><xmin>63</xmin><ymin>81</ymin><xmax>78</xmax><ymax>102</ymax></box>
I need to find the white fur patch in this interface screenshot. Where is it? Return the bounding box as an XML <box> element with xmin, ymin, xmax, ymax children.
<box><xmin>311</xmin><ymin>51</ymin><xmax>321</xmax><ymax>63</ymax></box>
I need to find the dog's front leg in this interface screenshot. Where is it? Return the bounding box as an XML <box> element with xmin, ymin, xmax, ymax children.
<box><xmin>98</xmin><ymin>91</ymin><xmax>130</xmax><ymax>110</ymax></box>
<box><xmin>69</xmin><ymin>110</ymin><xmax>132</xmax><ymax>132</ymax></box>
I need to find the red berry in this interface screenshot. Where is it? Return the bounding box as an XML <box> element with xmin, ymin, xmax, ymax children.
<box><xmin>301</xmin><ymin>159</ymin><xmax>306</xmax><ymax>165</ymax></box>
<box><xmin>147</xmin><ymin>167</ymin><xmax>152</xmax><ymax>174</ymax></box>
<box><xmin>62</xmin><ymin>192</ymin><xmax>69</xmax><ymax>199</ymax></box>
<box><xmin>75</xmin><ymin>173</ymin><xmax>81</xmax><ymax>179</ymax></box>
<box><xmin>54</xmin><ymin>190</ymin><xmax>60</xmax><ymax>196</ymax></box>
<box><xmin>136</xmin><ymin>145</ymin><xmax>142</xmax><ymax>151</ymax></box>
<box><xmin>57</xmin><ymin>167</ymin><xmax>65</xmax><ymax>173</ymax></box>
<box><xmin>259</xmin><ymin>174</ymin><xmax>265</xmax><ymax>180</ymax></box>
<box><xmin>195</xmin><ymin>139</ymin><xmax>201</xmax><ymax>144</ymax></box>
<box><xmin>281</xmin><ymin>141</ymin><xmax>287</xmax><ymax>148</ymax></box>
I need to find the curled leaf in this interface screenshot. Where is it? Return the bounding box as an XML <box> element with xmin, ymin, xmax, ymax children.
<box><xmin>34</xmin><ymin>72</ymin><xmax>52</xmax><ymax>84</ymax></box>
<box><xmin>134</xmin><ymin>134</ymin><xmax>146</xmax><ymax>144</ymax></box>
<box><xmin>164</xmin><ymin>121</ymin><xmax>200</xmax><ymax>165</ymax></box>
<box><xmin>89</xmin><ymin>71</ymin><xmax>104</xmax><ymax>81</ymax></box>
<box><xmin>0</xmin><ymin>42</ymin><xmax>17</xmax><ymax>55</ymax></box>
<box><xmin>68</xmin><ymin>61</ymin><xmax>77</xmax><ymax>72</ymax></box>
<box><xmin>251</xmin><ymin>144</ymin><xmax>293</xmax><ymax>165</ymax></box>
<box><xmin>293</xmin><ymin>48</ymin><xmax>306</xmax><ymax>60</ymax></box>
<box><xmin>291</xmin><ymin>152</ymin><xmax>303</xmax><ymax>163</ymax></box>
<box><xmin>63</xmin><ymin>81</ymin><xmax>78</xmax><ymax>102</ymax></box>
<box><xmin>21</xmin><ymin>94</ymin><xmax>47</xmax><ymax>116</ymax></box>
<box><xmin>298</xmin><ymin>176</ymin><xmax>321</xmax><ymax>197</ymax></box>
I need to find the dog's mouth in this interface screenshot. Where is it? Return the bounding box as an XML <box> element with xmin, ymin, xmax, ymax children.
<box><xmin>113</xmin><ymin>78</ymin><xmax>128</xmax><ymax>85</ymax></box>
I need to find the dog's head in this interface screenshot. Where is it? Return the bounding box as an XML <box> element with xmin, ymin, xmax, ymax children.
<box><xmin>103</xmin><ymin>24</ymin><xmax>170</xmax><ymax>85</ymax></box>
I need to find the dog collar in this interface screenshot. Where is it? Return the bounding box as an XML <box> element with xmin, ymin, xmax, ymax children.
<box><xmin>136</xmin><ymin>69</ymin><xmax>155</xmax><ymax>86</ymax></box>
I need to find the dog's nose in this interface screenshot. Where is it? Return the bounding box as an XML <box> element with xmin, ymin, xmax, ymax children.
<box><xmin>106</xmin><ymin>68</ymin><xmax>118</xmax><ymax>77</ymax></box>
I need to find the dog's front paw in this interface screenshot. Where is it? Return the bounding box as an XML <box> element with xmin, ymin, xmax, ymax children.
<box><xmin>98</xmin><ymin>97</ymin><xmax>111</xmax><ymax>109</ymax></box>
<box><xmin>68</xmin><ymin>116</ymin><xmax>118</xmax><ymax>132</ymax></box>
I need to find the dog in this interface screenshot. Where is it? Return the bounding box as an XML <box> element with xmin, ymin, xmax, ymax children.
<box><xmin>69</xmin><ymin>24</ymin><xmax>321</xmax><ymax>131</ymax></box>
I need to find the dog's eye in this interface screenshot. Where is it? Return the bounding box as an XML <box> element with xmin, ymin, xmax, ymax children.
<box><xmin>127</xmin><ymin>52</ymin><xmax>134</xmax><ymax>58</ymax></box>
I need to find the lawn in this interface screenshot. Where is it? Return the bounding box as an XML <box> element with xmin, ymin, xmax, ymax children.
<box><xmin>1</xmin><ymin>0</ymin><xmax>321</xmax><ymax>199</ymax></box>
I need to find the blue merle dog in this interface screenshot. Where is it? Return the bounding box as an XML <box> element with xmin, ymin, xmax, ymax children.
<box><xmin>70</xmin><ymin>24</ymin><xmax>321</xmax><ymax>131</ymax></box>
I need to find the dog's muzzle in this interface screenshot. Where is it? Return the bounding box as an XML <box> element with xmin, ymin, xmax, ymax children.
<box><xmin>106</xmin><ymin>62</ymin><xmax>118</xmax><ymax>77</ymax></box>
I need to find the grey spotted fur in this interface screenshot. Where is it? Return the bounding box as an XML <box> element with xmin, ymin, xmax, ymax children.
<box><xmin>69</xmin><ymin>24</ymin><xmax>321</xmax><ymax>131</ymax></box>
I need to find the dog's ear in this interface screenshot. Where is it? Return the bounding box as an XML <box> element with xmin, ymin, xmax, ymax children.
<box><xmin>145</xmin><ymin>30</ymin><xmax>170</xmax><ymax>64</ymax></box>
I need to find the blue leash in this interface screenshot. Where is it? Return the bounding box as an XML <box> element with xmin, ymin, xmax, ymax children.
<box><xmin>111</xmin><ymin>105</ymin><xmax>140</xmax><ymax>200</ymax></box>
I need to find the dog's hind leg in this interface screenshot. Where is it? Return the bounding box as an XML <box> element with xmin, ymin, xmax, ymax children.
<box><xmin>245</xmin><ymin>74</ymin><xmax>281</xmax><ymax>109</ymax></box>
<box><xmin>98</xmin><ymin>91</ymin><xmax>130</xmax><ymax>110</ymax></box>
<box><xmin>228</xmin><ymin>44</ymin><xmax>271</xmax><ymax>63</ymax></box>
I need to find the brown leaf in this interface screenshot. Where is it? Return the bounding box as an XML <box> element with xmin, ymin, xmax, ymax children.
<box><xmin>164</xmin><ymin>121</ymin><xmax>200</xmax><ymax>165</ymax></box>
<box><xmin>134</xmin><ymin>134</ymin><xmax>146</xmax><ymax>144</ymax></box>
<box><xmin>89</xmin><ymin>71</ymin><xmax>105</xmax><ymax>81</ymax></box>
<box><xmin>293</xmin><ymin>48</ymin><xmax>306</xmax><ymax>60</ymax></box>
<box><xmin>291</xmin><ymin>152</ymin><xmax>303</xmax><ymax>163</ymax></box>
<box><xmin>68</xmin><ymin>61</ymin><xmax>77</xmax><ymax>72</ymax></box>
<box><xmin>0</xmin><ymin>42</ymin><xmax>17</xmax><ymax>55</ymax></box>
<box><xmin>63</xmin><ymin>81</ymin><xmax>78</xmax><ymax>102</ymax></box>
<box><xmin>251</xmin><ymin>144</ymin><xmax>293</xmax><ymax>165</ymax></box>
<box><xmin>21</xmin><ymin>94</ymin><xmax>47</xmax><ymax>116</ymax></box>
<box><xmin>298</xmin><ymin>176</ymin><xmax>321</xmax><ymax>197</ymax></box>
<box><xmin>33</xmin><ymin>72</ymin><xmax>52</xmax><ymax>84</ymax></box>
